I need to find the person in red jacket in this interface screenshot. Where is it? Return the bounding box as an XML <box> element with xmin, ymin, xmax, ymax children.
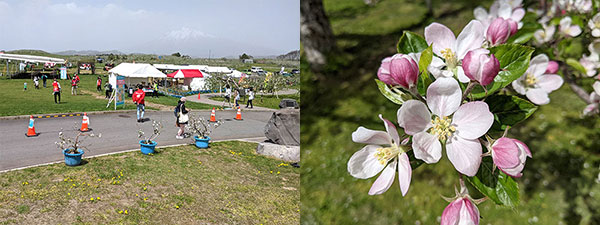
<box><xmin>132</xmin><ymin>85</ymin><xmax>146</xmax><ymax>122</ymax></box>
<box><xmin>52</xmin><ymin>78</ymin><xmax>61</xmax><ymax>104</ymax></box>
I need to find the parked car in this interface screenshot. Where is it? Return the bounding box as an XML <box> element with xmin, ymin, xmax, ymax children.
<box><xmin>251</xmin><ymin>66</ymin><xmax>264</xmax><ymax>73</ymax></box>
<box><xmin>291</xmin><ymin>69</ymin><xmax>300</xmax><ymax>74</ymax></box>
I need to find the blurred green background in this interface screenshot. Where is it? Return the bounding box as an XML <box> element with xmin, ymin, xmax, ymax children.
<box><xmin>300</xmin><ymin>0</ymin><xmax>600</xmax><ymax>224</ymax></box>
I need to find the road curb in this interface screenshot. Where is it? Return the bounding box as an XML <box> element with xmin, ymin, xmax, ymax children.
<box><xmin>0</xmin><ymin>137</ymin><xmax>266</xmax><ymax>173</ymax></box>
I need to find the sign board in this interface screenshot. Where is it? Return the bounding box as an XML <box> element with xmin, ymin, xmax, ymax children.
<box><xmin>60</xmin><ymin>67</ymin><xmax>67</xmax><ymax>79</ymax></box>
<box><xmin>116</xmin><ymin>76</ymin><xmax>125</xmax><ymax>106</ymax></box>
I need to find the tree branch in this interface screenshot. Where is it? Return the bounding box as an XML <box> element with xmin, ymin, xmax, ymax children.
<box><xmin>561</xmin><ymin>67</ymin><xmax>591</xmax><ymax>104</ymax></box>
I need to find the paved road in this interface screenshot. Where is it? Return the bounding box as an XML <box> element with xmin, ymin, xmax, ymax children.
<box><xmin>0</xmin><ymin>110</ymin><xmax>273</xmax><ymax>171</ymax></box>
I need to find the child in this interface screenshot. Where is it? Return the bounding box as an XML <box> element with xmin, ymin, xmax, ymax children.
<box><xmin>23</xmin><ymin>82</ymin><xmax>27</xmax><ymax>91</ymax></box>
<box><xmin>246</xmin><ymin>87</ymin><xmax>254</xmax><ymax>108</ymax></box>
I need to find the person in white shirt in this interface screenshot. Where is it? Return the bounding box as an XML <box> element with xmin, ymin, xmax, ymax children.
<box><xmin>234</xmin><ymin>89</ymin><xmax>240</xmax><ymax>107</ymax></box>
<box><xmin>222</xmin><ymin>84</ymin><xmax>232</xmax><ymax>108</ymax></box>
<box><xmin>246</xmin><ymin>87</ymin><xmax>254</xmax><ymax>108</ymax></box>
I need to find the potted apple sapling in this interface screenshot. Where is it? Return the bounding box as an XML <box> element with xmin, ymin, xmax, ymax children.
<box><xmin>187</xmin><ymin>114</ymin><xmax>224</xmax><ymax>148</ymax></box>
<box><xmin>55</xmin><ymin>131</ymin><xmax>101</xmax><ymax>166</ymax></box>
<box><xmin>138</xmin><ymin>120</ymin><xmax>163</xmax><ymax>155</ymax></box>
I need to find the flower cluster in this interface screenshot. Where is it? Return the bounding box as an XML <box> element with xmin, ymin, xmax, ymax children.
<box><xmin>137</xmin><ymin>120</ymin><xmax>163</xmax><ymax>144</ymax></box>
<box><xmin>349</xmin><ymin>0</ymin><xmax>542</xmax><ymax>223</ymax></box>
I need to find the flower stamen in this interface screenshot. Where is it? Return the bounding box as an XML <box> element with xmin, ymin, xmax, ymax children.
<box><xmin>440</xmin><ymin>48</ymin><xmax>458</xmax><ymax>68</ymax></box>
<box><xmin>430</xmin><ymin>116</ymin><xmax>455</xmax><ymax>142</ymax></box>
<box><xmin>525</xmin><ymin>73</ymin><xmax>538</xmax><ymax>86</ymax></box>
<box><xmin>374</xmin><ymin>145</ymin><xmax>401</xmax><ymax>165</ymax></box>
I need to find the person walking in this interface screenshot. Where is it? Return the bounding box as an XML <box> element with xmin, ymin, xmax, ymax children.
<box><xmin>174</xmin><ymin>97</ymin><xmax>189</xmax><ymax>139</ymax></box>
<box><xmin>132</xmin><ymin>85</ymin><xmax>146</xmax><ymax>122</ymax></box>
<box><xmin>42</xmin><ymin>74</ymin><xmax>47</xmax><ymax>88</ymax></box>
<box><xmin>34</xmin><ymin>76</ymin><xmax>39</xmax><ymax>89</ymax></box>
<box><xmin>234</xmin><ymin>89</ymin><xmax>240</xmax><ymax>107</ymax></box>
<box><xmin>96</xmin><ymin>77</ymin><xmax>102</xmax><ymax>91</ymax></box>
<box><xmin>246</xmin><ymin>87</ymin><xmax>254</xmax><ymax>108</ymax></box>
<box><xmin>104</xmin><ymin>81</ymin><xmax>112</xmax><ymax>99</ymax></box>
<box><xmin>52</xmin><ymin>78</ymin><xmax>61</xmax><ymax>104</ymax></box>
<box><xmin>70</xmin><ymin>77</ymin><xmax>78</xmax><ymax>95</ymax></box>
<box><xmin>153</xmin><ymin>82</ymin><xmax>159</xmax><ymax>98</ymax></box>
<box><xmin>23</xmin><ymin>82</ymin><xmax>27</xmax><ymax>91</ymax></box>
<box><xmin>222</xmin><ymin>84</ymin><xmax>232</xmax><ymax>108</ymax></box>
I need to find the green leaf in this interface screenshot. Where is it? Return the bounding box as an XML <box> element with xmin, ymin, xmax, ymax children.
<box><xmin>417</xmin><ymin>46</ymin><xmax>433</xmax><ymax>95</ymax></box>
<box><xmin>566</xmin><ymin>58</ymin><xmax>587</xmax><ymax>75</ymax></box>
<box><xmin>470</xmin><ymin>44</ymin><xmax>534</xmax><ymax>99</ymax></box>
<box><xmin>485</xmin><ymin>95</ymin><xmax>538</xmax><ymax>131</ymax></box>
<box><xmin>397</xmin><ymin>31</ymin><xmax>428</xmax><ymax>54</ymax></box>
<box><xmin>465</xmin><ymin>157</ymin><xmax>520</xmax><ymax>208</ymax></box>
<box><xmin>375</xmin><ymin>79</ymin><xmax>410</xmax><ymax>105</ymax></box>
<box><xmin>507</xmin><ymin>12</ymin><xmax>542</xmax><ymax>44</ymax></box>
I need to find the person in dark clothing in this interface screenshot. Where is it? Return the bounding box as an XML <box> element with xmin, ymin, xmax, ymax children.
<box><xmin>174</xmin><ymin>97</ymin><xmax>189</xmax><ymax>139</ymax></box>
<box><xmin>104</xmin><ymin>81</ymin><xmax>113</xmax><ymax>98</ymax></box>
<box><xmin>42</xmin><ymin>75</ymin><xmax>47</xmax><ymax>88</ymax></box>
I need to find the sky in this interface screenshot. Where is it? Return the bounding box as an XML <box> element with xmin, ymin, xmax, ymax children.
<box><xmin>0</xmin><ymin>0</ymin><xmax>299</xmax><ymax>58</ymax></box>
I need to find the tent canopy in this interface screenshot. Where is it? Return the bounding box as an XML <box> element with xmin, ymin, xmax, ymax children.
<box><xmin>109</xmin><ymin>63</ymin><xmax>166</xmax><ymax>78</ymax></box>
<box><xmin>167</xmin><ymin>69</ymin><xmax>204</xmax><ymax>78</ymax></box>
<box><xmin>226</xmin><ymin>70</ymin><xmax>247</xmax><ymax>78</ymax></box>
<box><xmin>0</xmin><ymin>53</ymin><xmax>65</xmax><ymax>64</ymax></box>
<box><xmin>153</xmin><ymin>64</ymin><xmax>208</xmax><ymax>71</ymax></box>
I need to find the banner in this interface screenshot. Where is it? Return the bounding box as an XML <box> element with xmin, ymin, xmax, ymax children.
<box><xmin>60</xmin><ymin>67</ymin><xmax>67</xmax><ymax>79</ymax></box>
<box><xmin>116</xmin><ymin>76</ymin><xmax>125</xmax><ymax>106</ymax></box>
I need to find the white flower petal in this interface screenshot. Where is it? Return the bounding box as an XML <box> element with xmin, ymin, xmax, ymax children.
<box><xmin>593</xmin><ymin>81</ymin><xmax>600</xmax><ymax>96</ymax></box>
<box><xmin>456</xmin><ymin>66</ymin><xmax>470</xmax><ymax>83</ymax></box>
<box><xmin>348</xmin><ymin>145</ymin><xmax>386</xmax><ymax>179</ymax></box>
<box><xmin>455</xmin><ymin>20</ymin><xmax>485</xmax><ymax>59</ymax></box>
<box><xmin>368</xmin><ymin>159</ymin><xmax>397</xmax><ymax>195</ymax></box>
<box><xmin>567</xmin><ymin>25</ymin><xmax>582</xmax><ymax>37</ymax></box>
<box><xmin>379</xmin><ymin>115</ymin><xmax>400</xmax><ymax>145</ymax></box>
<box><xmin>446</xmin><ymin>136</ymin><xmax>482</xmax><ymax>176</ymax></box>
<box><xmin>397</xmin><ymin>100</ymin><xmax>432</xmax><ymax>135</ymax></box>
<box><xmin>526</xmin><ymin>88</ymin><xmax>550</xmax><ymax>105</ymax></box>
<box><xmin>397</xmin><ymin>153</ymin><xmax>412</xmax><ymax>196</ymax></box>
<box><xmin>429</xmin><ymin>56</ymin><xmax>446</xmax><ymax>78</ymax></box>
<box><xmin>427</xmin><ymin>77</ymin><xmax>462</xmax><ymax>117</ymax></box>
<box><xmin>425</xmin><ymin>22</ymin><xmax>457</xmax><ymax>56</ymax></box>
<box><xmin>512</xmin><ymin>78</ymin><xmax>526</xmax><ymax>95</ymax></box>
<box><xmin>352</xmin><ymin>127</ymin><xmax>391</xmax><ymax>145</ymax></box>
<box><xmin>511</xmin><ymin>8</ymin><xmax>525</xmax><ymax>22</ymax></box>
<box><xmin>528</xmin><ymin>54</ymin><xmax>549</xmax><ymax>77</ymax></box>
<box><xmin>452</xmin><ymin>101</ymin><xmax>494</xmax><ymax>140</ymax></box>
<box><xmin>412</xmin><ymin>132</ymin><xmax>442</xmax><ymax>164</ymax></box>
<box><xmin>536</xmin><ymin>74</ymin><xmax>563</xmax><ymax>93</ymax></box>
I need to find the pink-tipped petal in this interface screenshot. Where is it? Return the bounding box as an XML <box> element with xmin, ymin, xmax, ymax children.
<box><xmin>452</xmin><ymin>101</ymin><xmax>494</xmax><ymax>140</ymax></box>
<box><xmin>545</xmin><ymin>61</ymin><xmax>559</xmax><ymax>74</ymax></box>
<box><xmin>348</xmin><ymin>145</ymin><xmax>387</xmax><ymax>179</ymax></box>
<box><xmin>513</xmin><ymin>138</ymin><xmax>532</xmax><ymax>158</ymax></box>
<box><xmin>461</xmin><ymin>198</ymin><xmax>480</xmax><ymax>224</ymax></box>
<box><xmin>425</xmin><ymin>22</ymin><xmax>457</xmax><ymax>56</ymax></box>
<box><xmin>426</xmin><ymin>78</ymin><xmax>462</xmax><ymax>117</ymax></box>
<box><xmin>446</xmin><ymin>136</ymin><xmax>482</xmax><ymax>176</ymax></box>
<box><xmin>456</xmin><ymin>20</ymin><xmax>485</xmax><ymax>59</ymax></box>
<box><xmin>397</xmin><ymin>153</ymin><xmax>412</xmax><ymax>196</ymax></box>
<box><xmin>526</xmin><ymin>88</ymin><xmax>550</xmax><ymax>105</ymax></box>
<box><xmin>511</xmin><ymin>8</ymin><xmax>525</xmax><ymax>22</ymax></box>
<box><xmin>537</xmin><ymin>74</ymin><xmax>563</xmax><ymax>93</ymax></box>
<box><xmin>480</xmin><ymin>53</ymin><xmax>500</xmax><ymax>85</ymax></box>
<box><xmin>397</xmin><ymin>100</ymin><xmax>432</xmax><ymax>135</ymax></box>
<box><xmin>352</xmin><ymin>127</ymin><xmax>391</xmax><ymax>145</ymax></box>
<box><xmin>412</xmin><ymin>132</ymin><xmax>443</xmax><ymax>163</ymax></box>
<box><xmin>379</xmin><ymin>115</ymin><xmax>400</xmax><ymax>145</ymax></box>
<box><xmin>368</xmin><ymin>159</ymin><xmax>397</xmax><ymax>195</ymax></box>
<box><xmin>441</xmin><ymin>199</ymin><xmax>462</xmax><ymax>225</ymax></box>
<box><xmin>492</xmin><ymin>137</ymin><xmax>521</xmax><ymax>168</ymax></box>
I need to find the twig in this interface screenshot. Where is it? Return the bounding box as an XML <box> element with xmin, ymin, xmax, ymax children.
<box><xmin>561</xmin><ymin>66</ymin><xmax>591</xmax><ymax>104</ymax></box>
<box><xmin>462</xmin><ymin>81</ymin><xmax>478</xmax><ymax>102</ymax></box>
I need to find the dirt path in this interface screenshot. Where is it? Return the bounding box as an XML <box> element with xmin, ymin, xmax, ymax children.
<box><xmin>80</xmin><ymin>89</ymin><xmax>172</xmax><ymax>111</ymax></box>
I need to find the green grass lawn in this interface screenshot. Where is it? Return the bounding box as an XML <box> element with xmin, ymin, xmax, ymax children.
<box><xmin>0</xmin><ymin>141</ymin><xmax>299</xmax><ymax>224</ymax></box>
<box><xmin>210</xmin><ymin>94</ymin><xmax>300</xmax><ymax>109</ymax></box>
<box><xmin>145</xmin><ymin>95</ymin><xmax>214</xmax><ymax>110</ymax></box>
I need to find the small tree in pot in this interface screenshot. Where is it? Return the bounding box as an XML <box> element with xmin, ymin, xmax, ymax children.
<box><xmin>138</xmin><ymin>120</ymin><xmax>163</xmax><ymax>155</ymax></box>
<box><xmin>55</xmin><ymin>131</ymin><xmax>101</xmax><ymax>166</ymax></box>
<box><xmin>187</xmin><ymin>114</ymin><xmax>224</xmax><ymax>148</ymax></box>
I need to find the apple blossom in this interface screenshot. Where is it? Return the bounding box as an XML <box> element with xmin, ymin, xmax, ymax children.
<box><xmin>377</xmin><ymin>53</ymin><xmax>420</xmax><ymax>89</ymax></box>
<box><xmin>588</xmin><ymin>13</ymin><xmax>600</xmax><ymax>37</ymax></box>
<box><xmin>441</xmin><ymin>198</ymin><xmax>480</xmax><ymax>225</ymax></box>
<box><xmin>397</xmin><ymin>78</ymin><xmax>494</xmax><ymax>176</ymax></box>
<box><xmin>580</xmin><ymin>56</ymin><xmax>599</xmax><ymax>77</ymax></box>
<box><xmin>348</xmin><ymin>115</ymin><xmax>412</xmax><ymax>196</ymax></box>
<box><xmin>425</xmin><ymin>20</ymin><xmax>484</xmax><ymax>83</ymax></box>
<box><xmin>559</xmin><ymin>17</ymin><xmax>582</xmax><ymax>37</ymax></box>
<box><xmin>545</xmin><ymin>61</ymin><xmax>559</xmax><ymax>74</ymax></box>
<box><xmin>512</xmin><ymin>54</ymin><xmax>564</xmax><ymax>105</ymax></box>
<box><xmin>462</xmin><ymin>48</ymin><xmax>500</xmax><ymax>85</ymax></box>
<box><xmin>584</xmin><ymin>82</ymin><xmax>600</xmax><ymax>115</ymax></box>
<box><xmin>487</xmin><ymin>17</ymin><xmax>512</xmax><ymax>46</ymax></box>
<box><xmin>474</xmin><ymin>0</ymin><xmax>523</xmax><ymax>31</ymax></box>
<box><xmin>533</xmin><ymin>24</ymin><xmax>556</xmax><ymax>44</ymax></box>
<box><xmin>491</xmin><ymin>137</ymin><xmax>532</xmax><ymax>177</ymax></box>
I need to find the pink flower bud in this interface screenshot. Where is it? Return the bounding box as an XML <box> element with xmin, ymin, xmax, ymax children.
<box><xmin>491</xmin><ymin>137</ymin><xmax>532</xmax><ymax>177</ymax></box>
<box><xmin>487</xmin><ymin>17</ymin><xmax>512</xmax><ymax>46</ymax></box>
<box><xmin>377</xmin><ymin>54</ymin><xmax>419</xmax><ymax>89</ymax></box>
<box><xmin>545</xmin><ymin>61</ymin><xmax>559</xmax><ymax>74</ymax></box>
<box><xmin>507</xmin><ymin>19</ymin><xmax>518</xmax><ymax>35</ymax></box>
<box><xmin>461</xmin><ymin>48</ymin><xmax>500</xmax><ymax>86</ymax></box>
<box><xmin>441</xmin><ymin>197</ymin><xmax>480</xmax><ymax>225</ymax></box>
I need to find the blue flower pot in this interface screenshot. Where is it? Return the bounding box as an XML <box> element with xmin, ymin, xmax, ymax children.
<box><xmin>194</xmin><ymin>136</ymin><xmax>210</xmax><ymax>148</ymax></box>
<box><xmin>63</xmin><ymin>149</ymin><xmax>84</xmax><ymax>166</ymax></box>
<box><xmin>139</xmin><ymin>140</ymin><xmax>157</xmax><ymax>155</ymax></box>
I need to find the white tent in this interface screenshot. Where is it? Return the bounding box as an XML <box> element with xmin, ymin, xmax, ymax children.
<box><xmin>153</xmin><ymin>64</ymin><xmax>208</xmax><ymax>71</ymax></box>
<box><xmin>206</xmin><ymin>66</ymin><xmax>232</xmax><ymax>73</ymax></box>
<box><xmin>226</xmin><ymin>70</ymin><xmax>246</xmax><ymax>78</ymax></box>
<box><xmin>108</xmin><ymin>63</ymin><xmax>166</xmax><ymax>87</ymax></box>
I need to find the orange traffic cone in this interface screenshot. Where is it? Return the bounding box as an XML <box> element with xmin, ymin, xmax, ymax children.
<box><xmin>234</xmin><ymin>107</ymin><xmax>243</xmax><ymax>120</ymax></box>
<box><xmin>209</xmin><ymin>108</ymin><xmax>217</xmax><ymax>122</ymax></box>
<box><xmin>79</xmin><ymin>112</ymin><xmax>91</xmax><ymax>132</ymax></box>
<box><xmin>26</xmin><ymin>115</ymin><xmax>39</xmax><ymax>137</ymax></box>
<box><xmin>197</xmin><ymin>92</ymin><xmax>201</xmax><ymax>99</ymax></box>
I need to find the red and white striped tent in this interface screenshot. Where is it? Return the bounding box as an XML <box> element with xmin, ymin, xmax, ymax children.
<box><xmin>166</xmin><ymin>69</ymin><xmax>204</xmax><ymax>78</ymax></box>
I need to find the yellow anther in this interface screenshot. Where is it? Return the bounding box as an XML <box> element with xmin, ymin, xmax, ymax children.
<box><xmin>525</xmin><ymin>73</ymin><xmax>538</xmax><ymax>86</ymax></box>
<box><xmin>374</xmin><ymin>146</ymin><xmax>402</xmax><ymax>165</ymax></box>
<box><xmin>429</xmin><ymin>116</ymin><xmax>455</xmax><ymax>141</ymax></box>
